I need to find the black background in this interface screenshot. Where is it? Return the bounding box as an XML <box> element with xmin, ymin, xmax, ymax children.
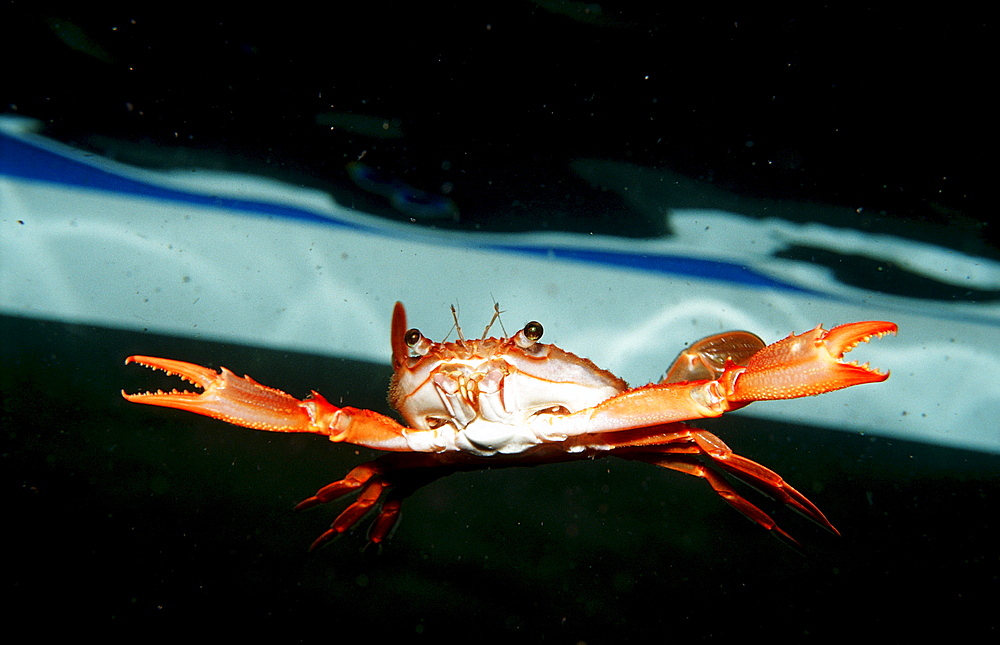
<box><xmin>3</xmin><ymin>3</ymin><xmax>998</xmax><ymax>640</ymax></box>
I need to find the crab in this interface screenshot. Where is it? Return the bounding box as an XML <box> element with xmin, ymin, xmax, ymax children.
<box><xmin>123</xmin><ymin>302</ymin><xmax>895</xmax><ymax>550</ymax></box>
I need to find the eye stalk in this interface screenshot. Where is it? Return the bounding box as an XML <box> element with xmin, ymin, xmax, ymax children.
<box><xmin>404</xmin><ymin>328</ymin><xmax>433</xmax><ymax>356</ymax></box>
<box><xmin>514</xmin><ymin>321</ymin><xmax>543</xmax><ymax>348</ymax></box>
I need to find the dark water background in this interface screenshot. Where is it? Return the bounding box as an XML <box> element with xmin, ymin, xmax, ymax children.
<box><xmin>1</xmin><ymin>5</ymin><xmax>993</xmax><ymax>252</ymax></box>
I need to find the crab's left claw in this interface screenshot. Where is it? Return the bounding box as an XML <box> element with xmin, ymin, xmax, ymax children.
<box><xmin>727</xmin><ymin>321</ymin><xmax>897</xmax><ymax>402</ymax></box>
<box><xmin>538</xmin><ymin>320</ymin><xmax>896</xmax><ymax>436</ymax></box>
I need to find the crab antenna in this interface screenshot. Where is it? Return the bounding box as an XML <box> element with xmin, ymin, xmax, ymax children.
<box><xmin>449</xmin><ymin>304</ymin><xmax>465</xmax><ymax>342</ymax></box>
<box><xmin>482</xmin><ymin>302</ymin><xmax>508</xmax><ymax>339</ymax></box>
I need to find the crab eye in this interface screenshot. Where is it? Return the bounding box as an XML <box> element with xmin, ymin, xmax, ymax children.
<box><xmin>404</xmin><ymin>328</ymin><xmax>435</xmax><ymax>356</ymax></box>
<box><xmin>404</xmin><ymin>328</ymin><xmax>423</xmax><ymax>348</ymax></box>
<box><xmin>514</xmin><ymin>321</ymin><xmax>544</xmax><ymax>349</ymax></box>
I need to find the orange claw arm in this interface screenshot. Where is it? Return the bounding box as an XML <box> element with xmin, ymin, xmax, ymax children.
<box><xmin>122</xmin><ymin>356</ymin><xmax>413</xmax><ymax>451</ymax></box>
<box><xmin>544</xmin><ymin>320</ymin><xmax>896</xmax><ymax>436</ymax></box>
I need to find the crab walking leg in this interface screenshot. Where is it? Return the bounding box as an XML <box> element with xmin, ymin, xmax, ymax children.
<box><xmin>307</xmin><ymin>478</ymin><xmax>391</xmax><ymax>551</ymax></box>
<box><xmin>688</xmin><ymin>429</ymin><xmax>838</xmax><ymax>534</ymax></box>
<box><xmin>626</xmin><ymin>453</ymin><xmax>801</xmax><ymax>545</ymax></box>
<box><xmin>294</xmin><ymin>462</ymin><xmax>388</xmax><ymax>511</ymax></box>
<box><xmin>610</xmin><ymin>427</ymin><xmax>837</xmax><ymax>537</ymax></box>
<box><xmin>297</xmin><ymin>453</ymin><xmax>458</xmax><ymax>550</ymax></box>
<box><xmin>306</xmin><ymin>482</ymin><xmax>405</xmax><ymax>551</ymax></box>
<box><xmin>295</xmin><ymin>453</ymin><xmax>453</xmax><ymax>509</ymax></box>
<box><xmin>122</xmin><ymin>356</ymin><xmax>413</xmax><ymax>451</ymax></box>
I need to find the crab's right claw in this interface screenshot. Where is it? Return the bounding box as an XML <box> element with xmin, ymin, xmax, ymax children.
<box><xmin>123</xmin><ymin>355</ymin><xmax>320</xmax><ymax>431</ymax></box>
<box><xmin>122</xmin><ymin>356</ymin><xmax>410</xmax><ymax>450</ymax></box>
